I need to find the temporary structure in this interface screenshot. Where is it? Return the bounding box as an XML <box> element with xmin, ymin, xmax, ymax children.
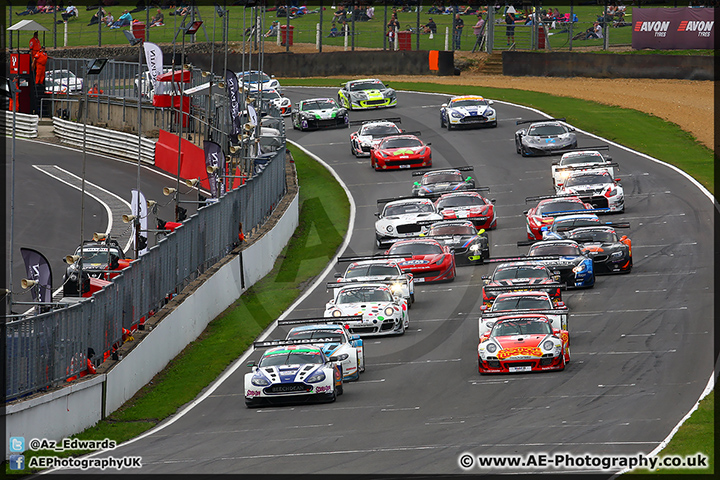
<box><xmin>8</xmin><ymin>19</ymin><xmax>50</xmax><ymax>50</ymax></box>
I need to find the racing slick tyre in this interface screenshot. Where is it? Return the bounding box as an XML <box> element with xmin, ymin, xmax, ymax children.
<box><xmin>565</xmin><ymin>346</ymin><xmax>571</xmax><ymax>364</ymax></box>
<box><xmin>558</xmin><ymin>355</ymin><xmax>566</xmax><ymax>371</ymax></box>
<box><xmin>351</xmin><ymin>143</ymin><xmax>357</xmax><ymax>156</ymax></box>
<box><xmin>440</xmin><ymin>115</ymin><xmax>445</xmax><ymax>128</ymax></box>
<box><xmin>410</xmin><ymin>293</ymin><xmax>415</xmax><ymax>304</ymax></box>
<box><xmin>515</xmin><ymin>138</ymin><xmax>522</xmax><ymax>154</ymax></box>
<box><xmin>358</xmin><ymin>351</ymin><xmax>365</xmax><ymax>373</ymax></box>
<box><xmin>337</xmin><ymin>382</ymin><xmax>344</xmax><ymax>396</ymax></box>
<box><xmin>447</xmin><ymin>120</ymin><xmax>454</xmax><ymax>131</ymax></box>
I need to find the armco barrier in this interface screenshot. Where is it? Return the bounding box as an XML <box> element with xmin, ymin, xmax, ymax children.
<box><xmin>4</xmin><ymin>110</ymin><xmax>39</xmax><ymax>139</ymax></box>
<box><xmin>5</xmin><ymin>189</ymin><xmax>299</xmax><ymax>453</ymax></box>
<box><xmin>53</xmin><ymin>116</ymin><xmax>156</xmax><ymax>164</ymax></box>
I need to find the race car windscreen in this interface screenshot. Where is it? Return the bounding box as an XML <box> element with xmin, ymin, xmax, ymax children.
<box><xmin>259</xmin><ymin>349</ymin><xmax>324</xmax><ymax>367</ymax></box>
<box><xmin>288</xmin><ymin>330</ymin><xmax>345</xmax><ymax>343</ymax></box>
<box><xmin>383</xmin><ymin>202</ymin><xmax>434</xmax><ymax>216</ymax></box>
<box><xmin>257</xmin><ymin>91</ymin><xmax>281</xmax><ymax>100</ymax></box>
<box><xmin>361</xmin><ymin>125</ymin><xmax>401</xmax><ymax>136</ymax></box>
<box><xmin>552</xmin><ymin>218</ymin><xmax>600</xmax><ymax>232</ymax></box>
<box><xmin>491</xmin><ymin>319</ymin><xmax>552</xmax><ymax>337</ymax></box>
<box><xmin>345</xmin><ymin>264</ymin><xmax>399</xmax><ymax>278</ymax></box>
<box><xmin>491</xmin><ymin>296</ymin><xmax>553</xmax><ymax>311</ymax></box>
<box><xmin>337</xmin><ymin>288</ymin><xmax>394</xmax><ymax>304</ymax></box>
<box><xmin>350</xmin><ymin>81</ymin><xmax>385</xmax><ymax>91</ymax></box>
<box><xmin>529</xmin><ymin>245</ymin><xmax>582</xmax><ymax>256</ymax></box>
<box><xmin>390</xmin><ymin>243</ymin><xmax>443</xmax><ymax>256</ymax></box>
<box><xmin>380</xmin><ymin>137</ymin><xmax>423</xmax><ymax>149</ymax></box>
<box><xmin>76</xmin><ymin>248</ymin><xmax>111</xmax><ymax>264</ymax></box>
<box><xmin>240</xmin><ymin>72</ymin><xmax>270</xmax><ymax>83</ymax></box>
<box><xmin>302</xmin><ymin>100</ymin><xmax>336</xmax><ymax>111</ymax></box>
<box><xmin>493</xmin><ymin>266</ymin><xmax>549</xmax><ymax>280</ymax></box>
<box><xmin>565</xmin><ymin>172</ymin><xmax>614</xmax><ymax>187</ymax></box>
<box><xmin>422</xmin><ymin>173</ymin><xmax>463</xmax><ymax>184</ymax></box>
<box><xmin>430</xmin><ymin>224</ymin><xmax>476</xmax><ymax>236</ymax></box>
<box><xmin>527</xmin><ymin>124</ymin><xmax>567</xmax><ymax>136</ymax></box>
<box><xmin>560</xmin><ymin>153</ymin><xmax>604</xmax><ymax>165</ymax></box>
<box><xmin>538</xmin><ymin>201</ymin><xmax>586</xmax><ymax>214</ymax></box>
<box><xmin>436</xmin><ymin>195</ymin><xmax>484</xmax><ymax>208</ymax></box>
<box><xmin>568</xmin><ymin>230</ymin><xmax>617</xmax><ymax>243</ymax></box>
<box><xmin>451</xmin><ymin>99</ymin><xmax>489</xmax><ymax>107</ymax></box>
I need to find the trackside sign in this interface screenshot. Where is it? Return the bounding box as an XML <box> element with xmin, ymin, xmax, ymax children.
<box><xmin>632</xmin><ymin>7</ymin><xmax>714</xmax><ymax>49</ymax></box>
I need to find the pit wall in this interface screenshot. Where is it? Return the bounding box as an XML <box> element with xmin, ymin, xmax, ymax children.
<box><xmin>502</xmin><ymin>51</ymin><xmax>713</xmax><ymax>80</ymax></box>
<box><xmin>5</xmin><ymin>192</ymin><xmax>299</xmax><ymax>454</ymax></box>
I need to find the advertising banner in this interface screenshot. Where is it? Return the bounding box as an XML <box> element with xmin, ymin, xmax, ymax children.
<box><xmin>225</xmin><ymin>69</ymin><xmax>244</xmax><ymax>142</ymax></box>
<box><xmin>632</xmin><ymin>7</ymin><xmax>714</xmax><ymax>49</ymax></box>
<box><xmin>20</xmin><ymin>248</ymin><xmax>53</xmax><ymax>303</ymax></box>
<box><xmin>143</xmin><ymin>42</ymin><xmax>163</xmax><ymax>91</ymax></box>
<box><xmin>130</xmin><ymin>189</ymin><xmax>149</xmax><ymax>256</ymax></box>
<box><xmin>204</xmin><ymin>141</ymin><xmax>225</xmax><ymax>198</ymax></box>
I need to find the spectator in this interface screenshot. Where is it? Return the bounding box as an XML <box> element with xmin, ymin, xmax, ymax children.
<box><xmin>421</xmin><ymin>17</ymin><xmax>437</xmax><ymax>34</ymax></box>
<box><xmin>505</xmin><ymin>11</ymin><xmax>515</xmax><ymax>46</ymax></box>
<box><xmin>263</xmin><ymin>21</ymin><xmax>278</xmax><ymax>37</ymax></box>
<box><xmin>16</xmin><ymin>1</ymin><xmax>40</xmax><ymax>16</ymax></box>
<box><xmin>453</xmin><ymin>13</ymin><xmax>464</xmax><ymax>50</ymax></box>
<box><xmin>56</xmin><ymin>2</ymin><xmax>78</xmax><ymax>23</ymax></box>
<box><xmin>276</xmin><ymin>5</ymin><xmax>287</xmax><ymax>17</ymax></box>
<box><xmin>428</xmin><ymin>1</ymin><xmax>442</xmax><ymax>15</ymax></box>
<box><xmin>473</xmin><ymin>14</ymin><xmax>485</xmax><ymax>40</ymax></box>
<box><xmin>387</xmin><ymin>24</ymin><xmax>396</xmax><ymax>44</ymax></box>
<box><xmin>585</xmin><ymin>21</ymin><xmax>602</xmax><ymax>39</ymax></box>
<box><xmin>328</xmin><ymin>22</ymin><xmax>339</xmax><ymax>37</ymax></box>
<box><xmin>103</xmin><ymin>10</ymin><xmax>114</xmax><ymax>26</ymax></box>
<box><xmin>332</xmin><ymin>5</ymin><xmax>347</xmax><ymax>22</ymax></box>
<box><xmin>387</xmin><ymin>12</ymin><xmax>400</xmax><ymax>31</ymax></box>
<box><xmin>110</xmin><ymin>9</ymin><xmax>132</xmax><ymax>28</ymax></box>
<box><xmin>366</xmin><ymin>5</ymin><xmax>375</xmax><ymax>19</ymax></box>
<box><xmin>88</xmin><ymin>7</ymin><xmax>105</xmax><ymax>26</ymax></box>
<box><xmin>150</xmin><ymin>8</ymin><xmax>164</xmax><ymax>27</ymax></box>
<box><xmin>29</xmin><ymin>31</ymin><xmax>41</xmax><ymax>57</ymax></box>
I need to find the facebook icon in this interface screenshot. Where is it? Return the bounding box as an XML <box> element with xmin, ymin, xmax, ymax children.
<box><xmin>10</xmin><ymin>455</ymin><xmax>25</xmax><ymax>470</ymax></box>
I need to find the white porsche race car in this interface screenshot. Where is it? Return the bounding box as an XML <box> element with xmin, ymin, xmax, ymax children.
<box><xmin>440</xmin><ymin>95</ymin><xmax>497</xmax><ymax>129</ymax></box>
<box><xmin>333</xmin><ymin>255</ymin><xmax>415</xmax><ymax>305</ymax></box>
<box><xmin>557</xmin><ymin>170</ymin><xmax>624</xmax><ymax>213</ymax></box>
<box><xmin>349</xmin><ymin>119</ymin><xmax>403</xmax><ymax>157</ymax></box>
<box><xmin>277</xmin><ymin>319</ymin><xmax>365</xmax><ymax>381</ymax></box>
<box><xmin>324</xmin><ymin>283</ymin><xmax>409</xmax><ymax>336</ymax></box>
<box><xmin>551</xmin><ymin>147</ymin><xmax>616</xmax><ymax>191</ymax></box>
<box><xmin>375</xmin><ymin>196</ymin><xmax>442</xmax><ymax>249</ymax></box>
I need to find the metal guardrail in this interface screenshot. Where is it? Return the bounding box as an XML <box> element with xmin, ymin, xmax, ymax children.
<box><xmin>4</xmin><ymin>111</ymin><xmax>39</xmax><ymax>139</ymax></box>
<box><xmin>53</xmin><ymin>116</ymin><xmax>156</xmax><ymax>164</ymax></box>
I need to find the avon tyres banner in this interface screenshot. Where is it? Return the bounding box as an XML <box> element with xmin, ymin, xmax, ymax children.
<box><xmin>143</xmin><ymin>42</ymin><xmax>163</xmax><ymax>91</ymax></box>
<box><xmin>225</xmin><ymin>69</ymin><xmax>243</xmax><ymax>143</ymax></box>
<box><xmin>204</xmin><ymin>141</ymin><xmax>225</xmax><ymax>198</ymax></box>
<box><xmin>130</xmin><ymin>190</ymin><xmax>149</xmax><ymax>256</ymax></box>
<box><xmin>20</xmin><ymin>248</ymin><xmax>53</xmax><ymax>303</ymax></box>
<box><xmin>632</xmin><ymin>7</ymin><xmax>714</xmax><ymax>49</ymax></box>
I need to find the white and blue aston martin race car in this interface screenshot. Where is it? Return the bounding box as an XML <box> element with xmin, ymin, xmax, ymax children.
<box><xmin>440</xmin><ymin>95</ymin><xmax>497</xmax><ymax>129</ymax></box>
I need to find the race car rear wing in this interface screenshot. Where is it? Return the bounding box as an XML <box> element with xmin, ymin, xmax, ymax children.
<box><xmin>554</xmin><ymin>162</ymin><xmax>620</xmax><ymax>172</ymax></box>
<box><xmin>539</xmin><ymin>208</ymin><xmax>611</xmax><ymax>217</ymax></box>
<box><xmin>484</xmin><ymin>255</ymin><xmax>561</xmax><ymax>263</ymax></box>
<box><xmin>253</xmin><ymin>337</ymin><xmax>343</xmax><ymax>349</ymax></box>
<box><xmin>525</xmin><ymin>193</ymin><xmax>593</xmax><ymax>203</ymax></box>
<box><xmin>349</xmin><ymin>117</ymin><xmax>402</xmax><ymax>126</ymax></box>
<box><xmin>482</xmin><ymin>283</ymin><xmax>566</xmax><ymax>293</ymax></box>
<box><xmin>480</xmin><ymin>308</ymin><xmax>569</xmax><ymax>318</ymax></box>
<box><xmin>337</xmin><ymin>254</ymin><xmax>409</xmax><ymax>263</ymax></box>
<box><xmin>278</xmin><ymin>317</ymin><xmax>361</xmax><ymax>327</ymax></box>
<box><xmin>411</xmin><ymin>166</ymin><xmax>474</xmax><ymax>176</ymax></box>
<box><xmin>327</xmin><ymin>279</ymin><xmax>406</xmax><ymax>290</ymax></box>
<box><xmin>551</xmin><ymin>145</ymin><xmax>610</xmax><ymax>156</ymax></box>
<box><xmin>417</xmin><ymin>187</ymin><xmax>491</xmax><ymax>198</ymax></box>
<box><xmin>516</xmin><ymin>117</ymin><xmax>566</xmax><ymax>125</ymax></box>
<box><xmin>377</xmin><ymin>195</ymin><xmax>434</xmax><ymax>205</ymax></box>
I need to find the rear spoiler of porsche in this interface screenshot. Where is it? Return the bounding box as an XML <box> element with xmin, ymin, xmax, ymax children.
<box><xmin>554</xmin><ymin>162</ymin><xmax>620</xmax><ymax>173</ymax></box>
<box><xmin>326</xmin><ymin>280</ymin><xmax>406</xmax><ymax>290</ymax></box>
<box><xmin>551</xmin><ymin>145</ymin><xmax>610</xmax><ymax>156</ymax></box>
<box><xmin>377</xmin><ymin>195</ymin><xmax>432</xmax><ymax>205</ymax></box>
<box><xmin>482</xmin><ymin>283</ymin><xmax>566</xmax><ymax>293</ymax></box>
<box><xmin>539</xmin><ymin>208</ymin><xmax>611</xmax><ymax>217</ymax></box>
<box><xmin>348</xmin><ymin>117</ymin><xmax>402</xmax><ymax>126</ymax></box>
<box><xmin>411</xmin><ymin>166</ymin><xmax>474</xmax><ymax>176</ymax></box>
<box><xmin>337</xmin><ymin>254</ymin><xmax>408</xmax><ymax>263</ymax></box>
<box><xmin>480</xmin><ymin>309</ymin><xmax>569</xmax><ymax>319</ymax></box>
<box><xmin>525</xmin><ymin>193</ymin><xmax>593</xmax><ymax>203</ymax></box>
<box><xmin>484</xmin><ymin>255</ymin><xmax>561</xmax><ymax>263</ymax></box>
<box><xmin>516</xmin><ymin>117</ymin><xmax>566</xmax><ymax>125</ymax></box>
<box><xmin>277</xmin><ymin>317</ymin><xmax>362</xmax><ymax>327</ymax></box>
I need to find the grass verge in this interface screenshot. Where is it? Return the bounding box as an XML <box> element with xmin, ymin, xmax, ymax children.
<box><xmin>6</xmin><ymin>144</ymin><xmax>349</xmax><ymax>474</ymax></box>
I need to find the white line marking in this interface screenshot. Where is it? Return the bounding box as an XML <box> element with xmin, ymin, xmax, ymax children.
<box><xmin>381</xmin><ymin>406</ymin><xmax>420</xmax><ymax>412</ymax></box>
<box><xmin>374</xmin><ymin>358</ymin><xmax>462</xmax><ymax>366</ymax></box>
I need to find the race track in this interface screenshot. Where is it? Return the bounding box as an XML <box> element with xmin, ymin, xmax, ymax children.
<box><xmin>47</xmin><ymin>87</ymin><xmax>713</xmax><ymax>475</ymax></box>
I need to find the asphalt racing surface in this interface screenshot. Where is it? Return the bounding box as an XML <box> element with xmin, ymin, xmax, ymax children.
<box><xmin>6</xmin><ymin>140</ymin><xmax>207</xmax><ymax>307</ymax></box>
<box><xmin>50</xmin><ymin>87</ymin><xmax>713</xmax><ymax>475</ymax></box>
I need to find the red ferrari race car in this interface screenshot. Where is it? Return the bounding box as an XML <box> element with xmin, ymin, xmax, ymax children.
<box><xmin>370</xmin><ymin>134</ymin><xmax>432</xmax><ymax>171</ymax></box>
<box><xmin>524</xmin><ymin>194</ymin><xmax>593</xmax><ymax>240</ymax></box>
<box><xmin>478</xmin><ymin>314</ymin><xmax>570</xmax><ymax>374</ymax></box>
<box><xmin>435</xmin><ymin>191</ymin><xmax>497</xmax><ymax>230</ymax></box>
<box><xmin>385</xmin><ymin>238</ymin><xmax>455</xmax><ymax>283</ymax></box>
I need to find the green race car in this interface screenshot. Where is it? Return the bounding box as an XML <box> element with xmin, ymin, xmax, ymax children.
<box><xmin>291</xmin><ymin>98</ymin><xmax>350</xmax><ymax>131</ymax></box>
<box><xmin>338</xmin><ymin>78</ymin><xmax>397</xmax><ymax>110</ymax></box>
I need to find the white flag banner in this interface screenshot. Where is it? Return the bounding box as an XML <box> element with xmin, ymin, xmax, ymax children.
<box><xmin>131</xmin><ymin>189</ymin><xmax>149</xmax><ymax>256</ymax></box>
<box><xmin>143</xmin><ymin>41</ymin><xmax>163</xmax><ymax>91</ymax></box>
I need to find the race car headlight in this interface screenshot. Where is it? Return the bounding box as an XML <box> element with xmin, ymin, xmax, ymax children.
<box><xmin>486</xmin><ymin>343</ymin><xmax>497</xmax><ymax>354</ymax></box>
<box><xmin>451</xmin><ymin>111</ymin><xmax>464</xmax><ymax>118</ymax></box>
<box><xmin>332</xmin><ymin>309</ymin><xmax>343</xmax><ymax>317</ymax></box>
<box><xmin>610</xmin><ymin>251</ymin><xmax>623</xmax><ymax>259</ymax></box>
<box><xmin>606</xmin><ymin>187</ymin><xmax>618</xmax><ymax>197</ymax></box>
<box><xmin>435</xmin><ymin>257</ymin><xmax>445</xmax><ymax>265</ymax></box>
<box><xmin>485</xmin><ymin>108</ymin><xmax>495</xmax><ymax>117</ymax></box>
<box><xmin>251</xmin><ymin>374</ymin><xmax>270</xmax><ymax>386</ymax></box>
<box><xmin>384</xmin><ymin>306</ymin><xmax>395</xmax><ymax>316</ymax></box>
<box><xmin>390</xmin><ymin>282</ymin><xmax>403</xmax><ymax>293</ymax></box>
<box><xmin>542</xmin><ymin>340</ymin><xmax>555</xmax><ymax>351</ymax></box>
<box><xmin>386</xmin><ymin>225</ymin><xmax>394</xmax><ymax>233</ymax></box>
<box><xmin>573</xmin><ymin>263</ymin><xmax>587</xmax><ymax>273</ymax></box>
<box><xmin>306</xmin><ymin>371</ymin><xmax>326</xmax><ymax>383</ymax></box>
<box><xmin>335</xmin><ymin>353</ymin><xmax>349</xmax><ymax>361</ymax></box>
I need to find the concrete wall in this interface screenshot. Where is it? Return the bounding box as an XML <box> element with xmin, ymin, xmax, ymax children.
<box><xmin>502</xmin><ymin>51</ymin><xmax>714</xmax><ymax>80</ymax></box>
<box><xmin>4</xmin><ymin>192</ymin><xmax>299</xmax><ymax>453</ymax></box>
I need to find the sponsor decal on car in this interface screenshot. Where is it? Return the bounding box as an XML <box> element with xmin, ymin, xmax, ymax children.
<box><xmin>315</xmin><ymin>385</ymin><xmax>331</xmax><ymax>393</ymax></box>
<box><xmin>497</xmin><ymin>346</ymin><xmax>543</xmax><ymax>360</ymax></box>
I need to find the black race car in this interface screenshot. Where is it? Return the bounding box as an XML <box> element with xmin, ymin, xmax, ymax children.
<box><xmin>566</xmin><ymin>226</ymin><xmax>633</xmax><ymax>274</ymax></box>
<box><xmin>515</xmin><ymin>118</ymin><xmax>578</xmax><ymax>156</ymax></box>
<box><xmin>411</xmin><ymin>167</ymin><xmax>475</xmax><ymax>197</ymax></box>
<box><xmin>481</xmin><ymin>261</ymin><xmax>564</xmax><ymax>307</ymax></box>
<box><xmin>63</xmin><ymin>237</ymin><xmax>130</xmax><ymax>296</ymax></box>
<box><xmin>525</xmin><ymin>239</ymin><xmax>595</xmax><ymax>289</ymax></box>
<box><xmin>422</xmin><ymin>220</ymin><xmax>489</xmax><ymax>265</ymax></box>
